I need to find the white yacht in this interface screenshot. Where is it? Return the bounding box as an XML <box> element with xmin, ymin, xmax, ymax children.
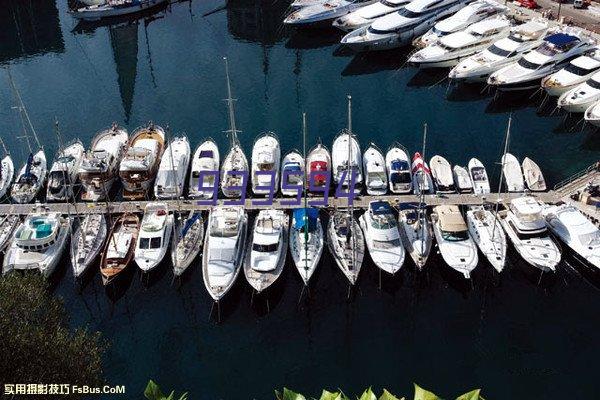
<box><xmin>386</xmin><ymin>143</ymin><xmax>412</xmax><ymax>194</ymax></box>
<box><xmin>290</xmin><ymin>208</ymin><xmax>324</xmax><ymax>285</ymax></box>
<box><xmin>70</xmin><ymin>214</ymin><xmax>107</xmax><ymax>279</ymax></box>
<box><xmin>398</xmin><ymin>203</ymin><xmax>432</xmax><ymax>270</ymax></box>
<box><xmin>584</xmin><ymin>100</ymin><xmax>600</xmax><ymax>127</ymax></box>
<box><xmin>154</xmin><ymin>135</ymin><xmax>191</xmax><ymax>200</ymax></box>
<box><xmin>430</xmin><ymin>155</ymin><xmax>456</xmax><ymax>193</ymax></box>
<box><xmin>222</xmin><ymin>141</ymin><xmax>249</xmax><ymax>198</ymax></box>
<box><xmin>3</xmin><ymin>212</ymin><xmax>70</xmax><ymax>278</ymax></box>
<box><xmin>281</xmin><ymin>150</ymin><xmax>305</xmax><ymax>196</ymax></box>
<box><xmin>11</xmin><ymin>149</ymin><xmax>47</xmax><ymax>204</ymax></box>
<box><xmin>340</xmin><ymin>0</ymin><xmax>468</xmax><ymax>52</ymax></box>
<box><xmin>541</xmin><ymin>48</ymin><xmax>600</xmax><ymax>97</ymax></box>
<box><xmin>202</xmin><ymin>206</ymin><xmax>248</xmax><ymax>301</ymax></box>
<box><xmin>359</xmin><ymin>201</ymin><xmax>405</xmax><ymax>274</ymax></box>
<box><xmin>488</xmin><ymin>30</ymin><xmax>596</xmax><ymax>91</ymax></box>
<box><xmin>0</xmin><ymin>215</ymin><xmax>20</xmax><ymax>253</ymax></box>
<box><xmin>46</xmin><ymin>141</ymin><xmax>84</xmax><ymax>202</ymax></box>
<box><xmin>306</xmin><ymin>143</ymin><xmax>332</xmax><ymax>195</ymax></box>
<box><xmin>243</xmin><ymin>209</ymin><xmax>289</xmax><ymax>293</ymax></box>
<box><xmin>327</xmin><ymin>209</ymin><xmax>365</xmax><ymax>285</ymax></box>
<box><xmin>284</xmin><ymin>0</ymin><xmax>375</xmax><ymax>26</ymax></box>
<box><xmin>251</xmin><ymin>133</ymin><xmax>280</xmax><ymax>196</ymax></box>
<box><xmin>449</xmin><ymin>18</ymin><xmax>550</xmax><ymax>82</ymax></box>
<box><xmin>414</xmin><ymin>0</ymin><xmax>508</xmax><ymax>48</ymax></box>
<box><xmin>70</xmin><ymin>0</ymin><xmax>169</xmax><ymax>20</ymax></box>
<box><xmin>332</xmin><ymin>131</ymin><xmax>363</xmax><ymax>194</ymax></box>
<box><xmin>557</xmin><ymin>71</ymin><xmax>600</xmax><ymax>113</ymax></box>
<box><xmin>521</xmin><ymin>157</ymin><xmax>546</xmax><ymax>192</ymax></box>
<box><xmin>411</xmin><ymin>152</ymin><xmax>433</xmax><ymax>194</ymax></box>
<box><xmin>468</xmin><ymin>158</ymin><xmax>490</xmax><ymax>194</ymax></box>
<box><xmin>466</xmin><ymin>205</ymin><xmax>506</xmax><ymax>272</ymax></box>
<box><xmin>363</xmin><ymin>143</ymin><xmax>388</xmax><ymax>195</ymax></box>
<box><xmin>502</xmin><ymin>153</ymin><xmax>524</xmax><ymax>192</ymax></box>
<box><xmin>135</xmin><ymin>203</ymin><xmax>173</xmax><ymax>273</ymax></box>
<box><xmin>0</xmin><ymin>143</ymin><xmax>14</xmax><ymax>199</ymax></box>
<box><xmin>453</xmin><ymin>165</ymin><xmax>472</xmax><ymax>193</ymax></box>
<box><xmin>431</xmin><ymin>205</ymin><xmax>478</xmax><ymax>278</ymax></box>
<box><xmin>78</xmin><ymin>124</ymin><xmax>129</xmax><ymax>201</ymax></box>
<box><xmin>498</xmin><ymin>197</ymin><xmax>561</xmax><ymax>272</ymax></box>
<box><xmin>333</xmin><ymin>0</ymin><xmax>411</xmax><ymax>32</ymax></box>
<box><xmin>543</xmin><ymin>204</ymin><xmax>600</xmax><ymax>270</ymax></box>
<box><xmin>291</xmin><ymin>0</ymin><xmax>328</xmax><ymax>7</ymax></box>
<box><xmin>171</xmin><ymin>212</ymin><xmax>204</xmax><ymax>277</ymax></box>
<box><xmin>410</xmin><ymin>16</ymin><xmax>512</xmax><ymax>68</ymax></box>
<box><xmin>189</xmin><ymin>139</ymin><xmax>220</xmax><ymax>199</ymax></box>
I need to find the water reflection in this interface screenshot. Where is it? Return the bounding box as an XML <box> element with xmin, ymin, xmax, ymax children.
<box><xmin>341</xmin><ymin>50</ymin><xmax>408</xmax><ymax>77</ymax></box>
<box><xmin>226</xmin><ymin>0</ymin><xmax>289</xmax><ymax>45</ymax></box>
<box><xmin>109</xmin><ymin>23</ymin><xmax>139</xmax><ymax>122</ymax></box>
<box><xmin>0</xmin><ymin>0</ymin><xmax>64</xmax><ymax>64</ymax></box>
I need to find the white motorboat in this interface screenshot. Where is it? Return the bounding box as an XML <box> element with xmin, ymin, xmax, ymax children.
<box><xmin>363</xmin><ymin>143</ymin><xmax>388</xmax><ymax>195</ymax></box>
<box><xmin>431</xmin><ymin>205</ymin><xmax>478</xmax><ymax>278</ymax></box>
<box><xmin>284</xmin><ymin>0</ymin><xmax>376</xmax><ymax>26</ymax></box>
<box><xmin>449</xmin><ymin>18</ymin><xmax>549</xmax><ymax>83</ymax></box>
<box><xmin>202</xmin><ymin>206</ymin><xmax>248</xmax><ymax>301</ymax></box>
<box><xmin>79</xmin><ymin>124</ymin><xmax>129</xmax><ymax>201</ymax></box>
<box><xmin>3</xmin><ymin>212</ymin><xmax>70</xmax><ymax>278</ymax></box>
<box><xmin>541</xmin><ymin>47</ymin><xmax>600</xmax><ymax>97</ymax></box>
<box><xmin>100</xmin><ymin>213</ymin><xmax>140</xmax><ymax>285</ymax></box>
<box><xmin>466</xmin><ymin>205</ymin><xmax>506</xmax><ymax>272</ymax></box>
<box><xmin>430</xmin><ymin>155</ymin><xmax>455</xmax><ymax>193</ymax></box>
<box><xmin>70</xmin><ymin>214</ymin><xmax>107</xmax><ymax>279</ymax></box>
<box><xmin>154</xmin><ymin>135</ymin><xmax>191</xmax><ymax>200</ymax></box>
<box><xmin>281</xmin><ymin>150</ymin><xmax>305</xmax><ymax>196</ymax></box>
<box><xmin>291</xmin><ymin>0</ymin><xmax>328</xmax><ymax>8</ymax></box>
<box><xmin>0</xmin><ymin>215</ymin><xmax>20</xmax><ymax>253</ymax></box>
<box><xmin>0</xmin><ymin>140</ymin><xmax>14</xmax><ymax>199</ymax></box>
<box><xmin>467</xmin><ymin>158</ymin><xmax>490</xmax><ymax>194</ymax></box>
<box><xmin>327</xmin><ymin>209</ymin><xmax>365</xmax><ymax>285</ymax></box>
<box><xmin>414</xmin><ymin>0</ymin><xmax>508</xmax><ymax>48</ymax></box>
<box><xmin>557</xmin><ymin>71</ymin><xmax>600</xmax><ymax>113</ymax></box>
<box><xmin>501</xmin><ymin>153</ymin><xmax>524</xmax><ymax>192</ymax></box>
<box><xmin>584</xmin><ymin>100</ymin><xmax>600</xmax><ymax>127</ymax></box>
<box><xmin>398</xmin><ymin>203</ymin><xmax>432</xmax><ymax>269</ymax></box>
<box><xmin>251</xmin><ymin>133</ymin><xmax>280</xmax><ymax>196</ymax></box>
<box><xmin>243</xmin><ymin>209</ymin><xmax>289</xmax><ymax>293</ymax></box>
<box><xmin>290</xmin><ymin>208</ymin><xmax>324</xmax><ymax>285</ymax></box>
<box><xmin>453</xmin><ymin>165</ymin><xmax>472</xmax><ymax>193</ymax></box>
<box><xmin>189</xmin><ymin>139</ymin><xmax>220</xmax><ymax>199</ymax></box>
<box><xmin>11</xmin><ymin>149</ymin><xmax>47</xmax><ymax>204</ymax></box>
<box><xmin>521</xmin><ymin>157</ymin><xmax>546</xmax><ymax>192</ymax></box>
<box><xmin>171</xmin><ymin>212</ymin><xmax>204</xmax><ymax>277</ymax></box>
<box><xmin>135</xmin><ymin>203</ymin><xmax>173</xmax><ymax>273</ymax></box>
<box><xmin>70</xmin><ymin>0</ymin><xmax>169</xmax><ymax>20</ymax></box>
<box><xmin>332</xmin><ymin>131</ymin><xmax>363</xmax><ymax>194</ymax></box>
<box><xmin>306</xmin><ymin>143</ymin><xmax>332</xmax><ymax>195</ymax></box>
<box><xmin>498</xmin><ymin>197</ymin><xmax>561</xmax><ymax>272</ymax></box>
<box><xmin>332</xmin><ymin>0</ymin><xmax>411</xmax><ymax>32</ymax></box>
<box><xmin>359</xmin><ymin>201</ymin><xmax>405</xmax><ymax>274</ymax></box>
<box><xmin>409</xmin><ymin>16</ymin><xmax>512</xmax><ymax>69</ymax></box>
<box><xmin>386</xmin><ymin>143</ymin><xmax>412</xmax><ymax>194</ymax></box>
<box><xmin>119</xmin><ymin>122</ymin><xmax>166</xmax><ymax>200</ymax></box>
<box><xmin>340</xmin><ymin>0</ymin><xmax>468</xmax><ymax>52</ymax></box>
<box><xmin>411</xmin><ymin>152</ymin><xmax>433</xmax><ymax>194</ymax></box>
<box><xmin>46</xmin><ymin>141</ymin><xmax>85</xmax><ymax>202</ymax></box>
<box><xmin>488</xmin><ymin>30</ymin><xmax>596</xmax><ymax>91</ymax></box>
<box><xmin>543</xmin><ymin>204</ymin><xmax>600</xmax><ymax>270</ymax></box>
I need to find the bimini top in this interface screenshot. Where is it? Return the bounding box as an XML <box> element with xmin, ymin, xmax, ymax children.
<box><xmin>391</xmin><ymin>160</ymin><xmax>409</xmax><ymax>171</ymax></box>
<box><xmin>294</xmin><ymin>208</ymin><xmax>319</xmax><ymax>230</ymax></box>
<box><xmin>435</xmin><ymin>205</ymin><xmax>467</xmax><ymax>232</ymax></box>
<box><xmin>545</xmin><ymin>33</ymin><xmax>579</xmax><ymax>47</ymax></box>
<box><xmin>370</xmin><ymin>201</ymin><xmax>393</xmax><ymax>215</ymax></box>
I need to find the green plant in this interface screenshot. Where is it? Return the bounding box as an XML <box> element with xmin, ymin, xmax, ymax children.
<box><xmin>144</xmin><ymin>380</ymin><xmax>188</xmax><ymax>400</ymax></box>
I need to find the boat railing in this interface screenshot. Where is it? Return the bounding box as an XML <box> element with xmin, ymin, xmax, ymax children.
<box><xmin>553</xmin><ymin>162</ymin><xmax>599</xmax><ymax>192</ymax></box>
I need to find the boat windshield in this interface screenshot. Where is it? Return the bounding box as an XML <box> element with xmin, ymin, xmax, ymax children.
<box><xmin>441</xmin><ymin>229</ymin><xmax>469</xmax><ymax>242</ymax></box>
<box><xmin>488</xmin><ymin>44</ymin><xmax>512</xmax><ymax>57</ymax></box>
<box><xmin>471</xmin><ymin>167</ymin><xmax>487</xmax><ymax>181</ymax></box>
<box><xmin>371</xmin><ymin>214</ymin><xmax>397</xmax><ymax>230</ymax></box>
<box><xmin>373</xmin><ymin>238</ymin><xmax>402</xmax><ymax>248</ymax></box>
<box><xmin>580</xmin><ymin>230</ymin><xmax>600</xmax><ymax>246</ymax></box>
<box><xmin>253</xmin><ymin>243</ymin><xmax>278</xmax><ymax>252</ymax></box>
<box><xmin>564</xmin><ymin>62</ymin><xmax>595</xmax><ymax>76</ymax></box>
<box><xmin>518</xmin><ymin>58</ymin><xmax>543</xmax><ymax>70</ymax></box>
<box><xmin>587</xmin><ymin>78</ymin><xmax>600</xmax><ymax>89</ymax></box>
<box><xmin>139</xmin><ymin>237</ymin><xmax>162</xmax><ymax>249</ymax></box>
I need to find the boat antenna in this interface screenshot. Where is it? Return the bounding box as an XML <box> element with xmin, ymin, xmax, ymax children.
<box><xmin>0</xmin><ymin>137</ymin><xmax>8</xmax><ymax>156</ymax></box>
<box><xmin>6</xmin><ymin>67</ymin><xmax>42</xmax><ymax>150</ymax></box>
<box><xmin>223</xmin><ymin>57</ymin><xmax>240</xmax><ymax>148</ymax></box>
<box><xmin>302</xmin><ymin>112</ymin><xmax>309</xmax><ymax>282</ymax></box>
<box><xmin>493</xmin><ymin>114</ymin><xmax>511</xmax><ymax>235</ymax></box>
<box><xmin>347</xmin><ymin>94</ymin><xmax>352</xmax><ymax>134</ymax></box>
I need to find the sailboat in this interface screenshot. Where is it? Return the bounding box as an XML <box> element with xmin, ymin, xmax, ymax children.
<box><xmin>220</xmin><ymin>58</ymin><xmax>249</xmax><ymax>199</ymax></box>
<box><xmin>251</xmin><ymin>133</ymin><xmax>281</xmax><ymax>196</ymax></box>
<box><xmin>0</xmin><ymin>215</ymin><xmax>21</xmax><ymax>253</ymax></box>
<box><xmin>0</xmin><ymin>139</ymin><xmax>14</xmax><ymax>199</ymax></box>
<box><xmin>411</xmin><ymin>152</ymin><xmax>434</xmax><ymax>195</ymax></box>
<box><xmin>70</xmin><ymin>214</ymin><xmax>107</xmax><ymax>279</ymax></box>
<box><xmin>189</xmin><ymin>139</ymin><xmax>220</xmax><ymax>199</ymax></box>
<box><xmin>306</xmin><ymin>142</ymin><xmax>331</xmax><ymax>196</ymax></box>
<box><xmin>466</xmin><ymin>205</ymin><xmax>507</xmax><ymax>273</ymax></box>
<box><xmin>46</xmin><ymin>140</ymin><xmax>85</xmax><ymax>202</ymax></box>
<box><xmin>501</xmin><ymin>153</ymin><xmax>525</xmax><ymax>192</ymax></box>
<box><xmin>154</xmin><ymin>135</ymin><xmax>191</xmax><ymax>200</ymax></box>
<box><xmin>332</xmin><ymin>96</ymin><xmax>363</xmax><ymax>194</ymax></box>
<box><xmin>171</xmin><ymin>212</ymin><xmax>204</xmax><ymax>277</ymax></box>
<box><xmin>398</xmin><ymin>123</ymin><xmax>433</xmax><ymax>270</ymax></box>
<box><xmin>100</xmin><ymin>213</ymin><xmax>140</xmax><ymax>285</ymax></box>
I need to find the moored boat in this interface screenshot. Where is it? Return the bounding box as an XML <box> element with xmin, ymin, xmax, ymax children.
<box><xmin>154</xmin><ymin>135</ymin><xmax>190</xmax><ymax>200</ymax></box>
<box><xmin>11</xmin><ymin>149</ymin><xmax>47</xmax><ymax>204</ymax></box>
<box><xmin>521</xmin><ymin>157</ymin><xmax>546</xmax><ymax>192</ymax></box>
<box><xmin>100</xmin><ymin>213</ymin><xmax>140</xmax><ymax>285</ymax></box>
<box><xmin>327</xmin><ymin>209</ymin><xmax>365</xmax><ymax>285</ymax></box>
<box><xmin>189</xmin><ymin>139</ymin><xmax>220</xmax><ymax>199</ymax></box>
<box><xmin>398</xmin><ymin>202</ymin><xmax>432</xmax><ymax>270</ymax></box>
<box><xmin>430</xmin><ymin>155</ymin><xmax>455</xmax><ymax>193</ymax></box>
<box><xmin>0</xmin><ymin>215</ymin><xmax>20</xmax><ymax>253</ymax></box>
<box><xmin>46</xmin><ymin>140</ymin><xmax>85</xmax><ymax>202</ymax></box>
<box><xmin>251</xmin><ymin>133</ymin><xmax>281</xmax><ymax>196</ymax></box>
<box><xmin>363</xmin><ymin>143</ymin><xmax>388</xmax><ymax>195</ymax></box>
<box><xmin>501</xmin><ymin>153</ymin><xmax>524</xmax><ymax>192</ymax></box>
<box><xmin>290</xmin><ymin>208</ymin><xmax>324</xmax><ymax>285</ymax></box>
<box><xmin>135</xmin><ymin>203</ymin><xmax>173</xmax><ymax>273</ymax></box>
<box><xmin>70</xmin><ymin>214</ymin><xmax>107</xmax><ymax>279</ymax></box>
<box><xmin>468</xmin><ymin>158</ymin><xmax>490</xmax><ymax>195</ymax></box>
<box><xmin>385</xmin><ymin>143</ymin><xmax>411</xmax><ymax>194</ymax></box>
<box><xmin>332</xmin><ymin>131</ymin><xmax>363</xmax><ymax>194</ymax></box>
<box><xmin>411</xmin><ymin>152</ymin><xmax>433</xmax><ymax>194</ymax></box>
<box><xmin>281</xmin><ymin>150</ymin><xmax>305</xmax><ymax>197</ymax></box>
<box><xmin>453</xmin><ymin>165</ymin><xmax>472</xmax><ymax>193</ymax></box>
<box><xmin>306</xmin><ymin>143</ymin><xmax>331</xmax><ymax>195</ymax></box>
<box><xmin>70</xmin><ymin>0</ymin><xmax>169</xmax><ymax>20</ymax></box>
<box><xmin>466</xmin><ymin>205</ymin><xmax>506</xmax><ymax>272</ymax></box>
<box><xmin>0</xmin><ymin>144</ymin><xmax>14</xmax><ymax>199</ymax></box>
<box><xmin>171</xmin><ymin>212</ymin><xmax>204</xmax><ymax>277</ymax></box>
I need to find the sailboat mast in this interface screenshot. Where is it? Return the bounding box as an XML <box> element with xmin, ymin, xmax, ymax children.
<box><xmin>54</xmin><ymin>119</ymin><xmax>79</xmax><ymax>221</ymax></box>
<box><xmin>6</xmin><ymin>67</ymin><xmax>42</xmax><ymax>150</ymax></box>
<box><xmin>0</xmin><ymin>137</ymin><xmax>8</xmax><ymax>156</ymax></box>
<box><xmin>346</xmin><ymin>95</ymin><xmax>356</xmax><ymax>271</ymax></box>
<box><xmin>492</xmin><ymin>115</ymin><xmax>512</xmax><ymax>235</ymax></box>
<box><xmin>223</xmin><ymin>57</ymin><xmax>239</xmax><ymax>148</ymax></box>
<box><xmin>302</xmin><ymin>113</ymin><xmax>309</xmax><ymax>279</ymax></box>
<box><xmin>420</xmin><ymin>123</ymin><xmax>427</xmax><ymax>255</ymax></box>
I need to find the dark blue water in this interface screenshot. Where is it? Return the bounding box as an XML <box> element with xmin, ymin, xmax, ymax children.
<box><xmin>2</xmin><ymin>1</ymin><xmax>599</xmax><ymax>399</ymax></box>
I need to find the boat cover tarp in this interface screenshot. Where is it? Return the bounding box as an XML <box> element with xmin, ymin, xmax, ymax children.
<box><xmin>284</xmin><ymin>164</ymin><xmax>302</xmax><ymax>172</ymax></box>
<box><xmin>181</xmin><ymin>212</ymin><xmax>201</xmax><ymax>237</ymax></box>
<box><xmin>391</xmin><ymin>160</ymin><xmax>409</xmax><ymax>171</ymax></box>
<box><xmin>199</xmin><ymin>150</ymin><xmax>214</xmax><ymax>158</ymax></box>
<box><xmin>545</xmin><ymin>33</ymin><xmax>578</xmax><ymax>46</ymax></box>
<box><xmin>370</xmin><ymin>201</ymin><xmax>392</xmax><ymax>215</ymax></box>
<box><xmin>398</xmin><ymin>202</ymin><xmax>420</xmax><ymax>211</ymax></box>
<box><xmin>294</xmin><ymin>208</ymin><xmax>318</xmax><ymax>230</ymax></box>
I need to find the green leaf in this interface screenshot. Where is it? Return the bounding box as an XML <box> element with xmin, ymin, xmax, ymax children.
<box><xmin>178</xmin><ymin>393</ymin><xmax>189</xmax><ymax>400</ymax></box>
<box><xmin>359</xmin><ymin>387</ymin><xmax>377</xmax><ymax>400</ymax></box>
<box><xmin>379</xmin><ymin>389</ymin><xmax>404</xmax><ymax>400</ymax></box>
<box><xmin>282</xmin><ymin>388</ymin><xmax>307</xmax><ymax>400</ymax></box>
<box><xmin>144</xmin><ymin>380</ymin><xmax>165</xmax><ymax>400</ymax></box>
<box><xmin>413</xmin><ymin>384</ymin><xmax>441</xmax><ymax>400</ymax></box>
<box><xmin>320</xmin><ymin>390</ymin><xmax>344</xmax><ymax>400</ymax></box>
<box><xmin>455</xmin><ymin>389</ymin><xmax>481</xmax><ymax>400</ymax></box>
<box><xmin>166</xmin><ymin>392</ymin><xmax>175</xmax><ymax>400</ymax></box>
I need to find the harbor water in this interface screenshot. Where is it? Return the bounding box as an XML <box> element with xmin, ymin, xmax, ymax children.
<box><xmin>1</xmin><ymin>0</ymin><xmax>599</xmax><ymax>398</ymax></box>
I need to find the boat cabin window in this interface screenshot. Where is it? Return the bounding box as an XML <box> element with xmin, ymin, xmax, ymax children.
<box><xmin>587</xmin><ymin>78</ymin><xmax>600</xmax><ymax>89</ymax></box>
<box><xmin>580</xmin><ymin>230</ymin><xmax>600</xmax><ymax>246</ymax></box>
<box><xmin>564</xmin><ymin>62</ymin><xmax>595</xmax><ymax>76</ymax></box>
<box><xmin>441</xmin><ymin>229</ymin><xmax>469</xmax><ymax>242</ymax></box>
<box><xmin>517</xmin><ymin>58</ymin><xmax>543</xmax><ymax>70</ymax></box>
<box><xmin>381</xmin><ymin>0</ymin><xmax>401</xmax><ymax>6</ymax></box>
<box><xmin>487</xmin><ymin>44</ymin><xmax>512</xmax><ymax>57</ymax></box>
<box><xmin>139</xmin><ymin>237</ymin><xmax>162</xmax><ymax>249</ymax></box>
<box><xmin>252</xmin><ymin>243</ymin><xmax>278</xmax><ymax>252</ymax></box>
<box><xmin>370</xmin><ymin>214</ymin><xmax>397</xmax><ymax>230</ymax></box>
<box><xmin>509</xmin><ymin>220</ymin><xmax>548</xmax><ymax>240</ymax></box>
<box><xmin>425</xmin><ymin>0</ymin><xmax>443</xmax><ymax>9</ymax></box>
